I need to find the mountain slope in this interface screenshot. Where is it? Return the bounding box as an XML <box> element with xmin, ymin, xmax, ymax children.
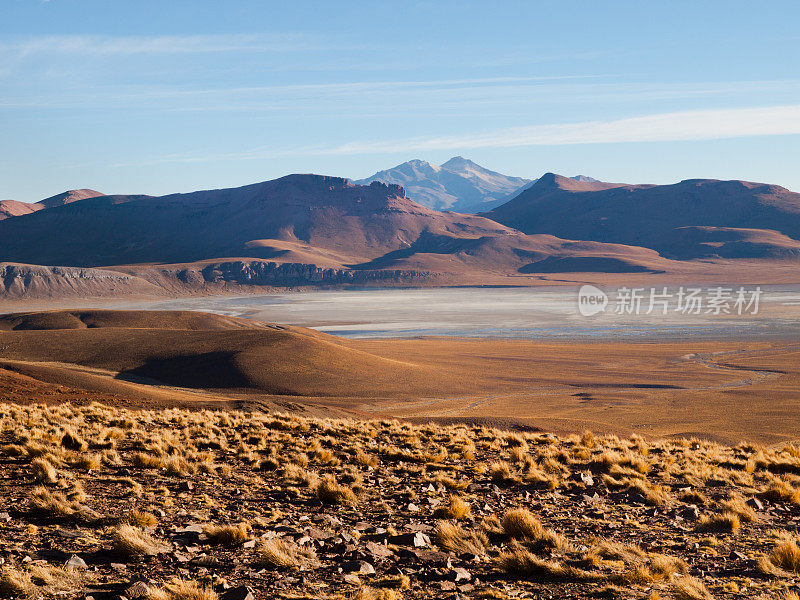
<box><xmin>0</xmin><ymin>189</ymin><xmax>104</xmax><ymax>221</ymax></box>
<box><xmin>0</xmin><ymin>174</ymin><xmax>682</xmax><ymax>286</ymax></box>
<box><xmin>0</xmin><ymin>200</ymin><xmax>38</xmax><ymax>220</ymax></box>
<box><xmin>0</xmin><ymin>175</ymin><xmax>520</xmax><ymax>267</ymax></box>
<box><xmin>356</xmin><ymin>157</ymin><xmax>531</xmax><ymax>212</ymax></box>
<box><xmin>484</xmin><ymin>173</ymin><xmax>800</xmax><ymax>259</ymax></box>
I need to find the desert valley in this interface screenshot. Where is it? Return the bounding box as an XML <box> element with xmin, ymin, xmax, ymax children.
<box><xmin>2</xmin><ymin>159</ymin><xmax>800</xmax><ymax>600</ymax></box>
<box><xmin>4</xmin><ymin>3</ymin><xmax>800</xmax><ymax>599</ymax></box>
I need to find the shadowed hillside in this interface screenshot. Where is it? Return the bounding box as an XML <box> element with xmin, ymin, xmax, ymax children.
<box><xmin>485</xmin><ymin>173</ymin><xmax>800</xmax><ymax>259</ymax></box>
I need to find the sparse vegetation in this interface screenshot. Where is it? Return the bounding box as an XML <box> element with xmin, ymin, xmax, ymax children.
<box><xmin>0</xmin><ymin>402</ymin><xmax>795</xmax><ymax>599</ymax></box>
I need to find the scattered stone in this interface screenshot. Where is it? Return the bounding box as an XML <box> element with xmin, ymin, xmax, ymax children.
<box><xmin>341</xmin><ymin>560</ymin><xmax>375</xmax><ymax>575</ymax></box>
<box><xmin>747</xmin><ymin>497</ymin><xmax>764</xmax><ymax>511</ymax></box>
<box><xmin>388</xmin><ymin>532</ymin><xmax>430</xmax><ymax>548</ymax></box>
<box><xmin>65</xmin><ymin>554</ymin><xmax>87</xmax><ymax>570</ymax></box>
<box><xmin>124</xmin><ymin>581</ymin><xmax>150</xmax><ymax>599</ymax></box>
<box><xmin>220</xmin><ymin>585</ymin><xmax>255</xmax><ymax>600</ymax></box>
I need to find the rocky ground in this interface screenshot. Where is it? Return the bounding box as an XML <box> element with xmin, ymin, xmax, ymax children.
<box><xmin>1</xmin><ymin>403</ymin><xmax>800</xmax><ymax>600</ymax></box>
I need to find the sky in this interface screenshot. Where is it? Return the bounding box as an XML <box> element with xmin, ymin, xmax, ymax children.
<box><xmin>2</xmin><ymin>0</ymin><xmax>800</xmax><ymax>202</ymax></box>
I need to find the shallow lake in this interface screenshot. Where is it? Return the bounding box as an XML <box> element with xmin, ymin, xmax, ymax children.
<box><xmin>114</xmin><ymin>285</ymin><xmax>800</xmax><ymax>340</ymax></box>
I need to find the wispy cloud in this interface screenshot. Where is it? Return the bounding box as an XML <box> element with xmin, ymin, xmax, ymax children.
<box><xmin>107</xmin><ymin>104</ymin><xmax>800</xmax><ymax>168</ymax></box>
<box><xmin>0</xmin><ymin>33</ymin><xmax>318</xmax><ymax>57</ymax></box>
<box><xmin>323</xmin><ymin>105</ymin><xmax>800</xmax><ymax>153</ymax></box>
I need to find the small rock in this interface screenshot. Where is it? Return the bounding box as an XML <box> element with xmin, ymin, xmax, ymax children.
<box><xmin>451</xmin><ymin>567</ymin><xmax>471</xmax><ymax>582</ymax></box>
<box><xmin>124</xmin><ymin>581</ymin><xmax>151</xmax><ymax>599</ymax></box>
<box><xmin>388</xmin><ymin>532</ymin><xmax>430</xmax><ymax>548</ymax></box>
<box><xmin>65</xmin><ymin>554</ymin><xmax>87</xmax><ymax>570</ymax></box>
<box><xmin>680</xmin><ymin>505</ymin><xmax>700</xmax><ymax>521</ymax></box>
<box><xmin>343</xmin><ymin>574</ymin><xmax>361</xmax><ymax>585</ymax></box>
<box><xmin>220</xmin><ymin>585</ymin><xmax>255</xmax><ymax>600</ymax></box>
<box><xmin>747</xmin><ymin>497</ymin><xmax>764</xmax><ymax>511</ymax></box>
<box><xmin>341</xmin><ymin>560</ymin><xmax>375</xmax><ymax>575</ymax></box>
<box><xmin>242</xmin><ymin>539</ymin><xmax>256</xmax><ymax>549</ymax></box>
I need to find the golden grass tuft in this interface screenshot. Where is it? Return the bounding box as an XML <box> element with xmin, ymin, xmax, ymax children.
<box><xmin>203</xmin><ymin>522</ymin><xmax>251</xmax><ymax>545</ymax></box>
<box><xmin>433</xmin><ymin>495</ymin><xmax>471</xmax><ymax>520</ymax></box>
<box><xmin>124</xmin><ymin>509</ymin><xmax>158</xmax><ymax>528</ymax></box>
<box><xmin>258</xmin><ymin>537</ymin><xmax>318</xmax><ymax>570</ymax></box>
<box><xmin>760</xmin><ymin>535</ymin><xmax>800</xmax><ymax>574</ymax></box>
<box><xmin>314</xmin><ymin>474</ymin><xmax>357</xmax><ymax>504</ymax></box>
<box><xmin>31</xmin><ymin>456</ymin><xmax>59</xmax><ymax>485</ymax></box>
<box><xmin>672</xmin><ymin>576</ymin><xmax>714</xmax><ymax>600</ymax></box>
<box><xmin>434</xmin><ymin>520</ymin><xmax>488</xmax><ymax>555</ymax></box>
<box><xmin>695</xmin><ymin>511</ymin><xmax>741</xmax><ymax>533</ymax></box>
<box><xmin>113</xmin><ymin>524</ymin><xmax>169</xmax><ymax>556</ymax></box>
<box><xmin>148</xmin><ymin>578</ymin><xmax>219</xmax><ymax>600</ymax></box>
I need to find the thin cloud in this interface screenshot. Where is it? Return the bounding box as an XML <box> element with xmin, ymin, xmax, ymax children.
<box><xmin>102</xmin><ymin>104</ymin><xmax>800</xmax><ymax>169</ymax></box>
<box><xmin>0</xmin><ymin>33</ymin><xmax>319</xmax><ymax>57</ymax></box>
<box><xmin>323</xmin><ymin>105</ymin><xmax>800</xmax><ymax>154</ymax></box>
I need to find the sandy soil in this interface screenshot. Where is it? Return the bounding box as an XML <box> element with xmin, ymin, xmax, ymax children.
<box><xmin>1</xmin><ymin>310</ymin><xmax>799</xmax><ymax>446</ymax></box>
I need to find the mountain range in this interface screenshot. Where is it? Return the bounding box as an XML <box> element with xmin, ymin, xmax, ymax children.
<box><xmin>484</xmin><ymin>173</ymin><xmax>800</xmax><ymax>260</ymax></box>
<box><xmin>355</xmin><ymin>156</ymin><xmax>598</xmax><ymax>212</ymax></box>
<box><xmin>0</xmin><ymin>160</ymin><xmax>798</xmax><ymax>298</ymax></box>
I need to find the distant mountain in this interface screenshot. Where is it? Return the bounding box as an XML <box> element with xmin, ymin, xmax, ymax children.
<box><xmin>0</xmin><ymin>189</ymin><xmax>103</xmax><ymax>221</ymax></box>
<box><xmin>0</xmin><ymin>199</ymin><xmax>38</xmax><ymax>220</ymax></box>
<box><xmin>355</xmin><ymin>156</ymin><xmax>531</xmax><ymax>212</ymax></box>
<box><xmin>0</xmin><ymin>174</ymin><xmax>676</xmax><ymax>284</ymax></box>
<box><xmin>484</xmin><ymin>173</ymin><xmax>800</xmax><ymax>260</ymax></box>
<box><xmin>38</xmin><ymin>189</ymin><xmax>104</xmax><ymax>209</ymax></box>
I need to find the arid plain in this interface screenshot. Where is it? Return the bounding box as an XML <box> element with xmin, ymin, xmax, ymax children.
<box><xmin>1</xmin><ymin>308</ymin><xmax>798</xmax><ymax>446</ymax></box>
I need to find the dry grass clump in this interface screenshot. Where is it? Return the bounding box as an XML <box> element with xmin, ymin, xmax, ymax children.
<box><xmin>258</xmin><ymin>537</ymin><xmax>318</xmax><ymax>570</ymax></box>
<box><xmin>433</xmin><ymin>495</ymin><xmax>471</xmax><ymax>520</ymax></box>
<box><xmin>500</xmin><ymin>508</ymin><xmax>569</xmax><ymax>552</ymax></box>
<box><xmin>29</xmin><ymin>486</ymin><xmax>93</xmax><ymax>520</ymax></box>
<box><xmin>672</xmin><ymin>576</ymin><xmax>713</xmax><ymax>600</ymax></box>
<box><xmin>434</xmin><ymin>520</ymin><xmax>488</xmax><ymax>555</ymax></box>
<box><xmin>695</xmin><ymin>511</ymin><xmax>741</xmax><ymax>533</ymax></box>
<box><xmin>203</xmin><ymin>522</ymin><xmax>251</xmax><ymax>545</ymax></box>
<box><xmin>31</xmin><ymin>456</ymin><xmax>59</xmax><ymax>484</ymax></box>
<box><xmin>496</xmin><ymin>542</ymin><xmax>596</xmax><ymax>580</ymax></box>
<box><xmin>0</xmin><ymin>564</ymin><xmax>86</xmax><ymax>599</ymax></box>
<box><xmin>124</xmin><ymin>509</ymin><xmax>158</xmax><ymax>528</ymax></box>
<box><xmin>148</xmin><ymin>579</ymin><xmax>218</xmax><ymax>600</ymax></box>
<box><xmin>500</xmin><ymin>508</ymin><xmax>544</xmax><ymax>539</ymax></box>
<box><xmin>314</xmin><ymin>474</ymin><xmax>357</xmax><ymax>504</ymax></box>
<box><xmin>718</xmin><ymin>493</ymin><xmax>758</xmax><ymax>522</ymax></box>
<box><xmin>489</xmin><ymin>461</ymin><xmax>521</xmax><ymax>485</ymax></box>
<box><xmin>354</xmin><ymin>448</ymin><xmax>378</xmax><ymax>467</ymax></box>
<box><xmin>351</xmin><ymin>587</ymin><xmax>403</xmax><ymax>600</ymax></box>
<box><xmin>132</xmin><ymin>452</ymin><xmax>165</xmax><ymax>469</ymax></box>
<box><xmin>758</xmin><ymin>478</ymin><xmax>800</xmax><ymax>504</ymax></box>
<box><xmin>113</xmin><ymin>524</ymin><xmax>169</xmax><ymax>556</ymax></box>
<box><xmin>759</xmin><ymin>534</ymin><xmax>800</xmax><ymax>575</ymax></box>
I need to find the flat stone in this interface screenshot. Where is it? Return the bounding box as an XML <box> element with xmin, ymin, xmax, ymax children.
<box><xmin>220</xmin><ymin>585</ymin><xmax>255</xmax><ymax>600</ymax></box>
<box><xmin>65</xmin><ymin>555</ymin><xmax>87</xmax><ymax>570</ymax></box>
<box><xmin>388</xmin><ymin>532</ymin><xmax>430</xmax><ymax>548</ymax></box>
<box><xmin>341</xmin><ymin>560</ymin><xmax>375</xmax><ymax>575</ymax></box>
<box><xmin>124</xmin><ymin>581</ymin><xmax>150</xmax><ymax>599</ymax></box>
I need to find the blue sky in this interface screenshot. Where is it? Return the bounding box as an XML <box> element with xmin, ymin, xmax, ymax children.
<box><xmin>2</xmin><ymin>0</ymin><xmax>800</xmax><ymax>202</ymax></box>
